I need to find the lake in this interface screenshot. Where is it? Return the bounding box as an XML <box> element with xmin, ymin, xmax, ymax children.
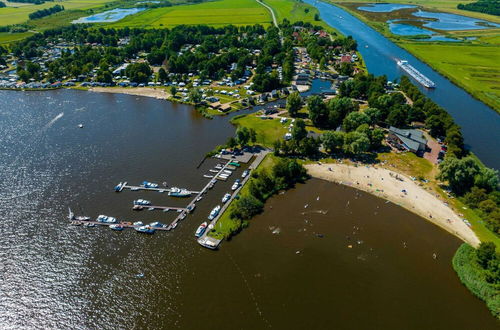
<box><xmin>358</xmin><ymin>3</ymin><xmax>500</xmax><ymax>38</ymax></box>
<box><xmin>305</xmin><ymin>0</ymin><xmax>500</xmax><ymax>170</ymax></box>
<box><xmin>72</xmin><ymin>8</ymin><xmax>145</xmax><ymax>24</ymax></box>
<box><xmin>0</xmin><ymin>89</ymin><xmax>498</xmax><ymax>328</ymax></box>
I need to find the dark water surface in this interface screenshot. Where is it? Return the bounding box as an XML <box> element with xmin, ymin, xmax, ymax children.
<box><xmin>0</xmin><ymin>90</ymin><xmax>498</xmax><ymax>329</ymax></box>
<box><xmin>306</xmin><ymin>0</ymin><xmax>500</xmax><ymax>169</ymax></box>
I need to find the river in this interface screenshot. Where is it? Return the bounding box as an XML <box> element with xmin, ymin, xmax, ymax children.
<box><xmin>0</xmin><ymin>89</ymin><xmax>497</xmax><ymax>328</ymax></box>
<box><xmin>305</xmin><ymin>0</ymin><xmax>500</xmax><ymax>169</ymax></box>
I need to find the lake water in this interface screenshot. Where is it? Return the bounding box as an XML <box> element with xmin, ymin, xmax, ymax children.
<box><xmin>388</xmin><ymin>21</ymin><xmax>460</xmax><ymax>41</ymax></box>
<box><xmin>0</xmin><ymin>89</ymin><xmax>498</xmax><ymax>328</ymax></box>
<box><xmin>72</xmin><ymin>8</ymin><xmax>145</xmax><ymax>24</ymax></box>
<box><xmin>305</xmin><ymin>0</ymin><xmax>500</xmax><ymax>169</ymax></box>
<box><xmin>358</xmin><ymin>3</ymin><xmax>500</xmax><ymax>38</ymax></box>
<box><xmin>358</xmin><ymin>3</ymin><xmax>417</xmax><ymax>12</ymax></box>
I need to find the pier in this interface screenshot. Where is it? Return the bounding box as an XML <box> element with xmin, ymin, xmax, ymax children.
<box><xmin>116</xmin><ymin>182</ymin><xmax>200</xmax><ymax>194</ymax></box>
<box><xmin>198</xmin><ymin>150</ymin><xmax>270</xmax><ymax>249</ymax></box>
<box><xmin>133</xmin><ymin>205</ymin><xmax>188</xmax><ymax>212</ymax></box>
<box><xmin>70</xmin><ymin>220</ymin><xmax>171</xmax><ymax>231</ymax></box>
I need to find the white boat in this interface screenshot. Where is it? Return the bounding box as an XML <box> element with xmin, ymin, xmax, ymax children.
<box><xmin>241</xmin><ymin>170</ymin><xmax>249</xmax><ymax>178</ymax></box>
<box><xmin>209</xmin><ymin>169</ymin><xmax>219</xmax><ymax>173</ymax></box>
<box><xmin>222</xmin><ymin>170</ymin><xmax>232</xmax><ymax>175</ymax></box>
<box><xmin>104</xmin><ymin>216</ymin><xmax>118</xmax><ymax>223</ymax></box>
<box><xmin>142</xmin><ymin>181</ymin><xmax>159</xmax><ymax>188</ymax></box>
<box><xmin>168</xmin><ymin>187</ymin><xmax>191</xmax><ymax>197</ymax></box>
<box><xmin>133</xmin><ymin>221</ymin><xmax>144</xmax><ymax>226</ymax></box>
<box><xmin>78</xmin><ymin>124</ymin><xmax>84</xmax><ymax>128</ymax></box>
<box><xmin>97</xmin><ymin>215</ymin><xmax>108</xmax><ymax>222</ymax></box>
<box><xmin>397</xmin><ymin>60</ymin><xmax>435</xmax><ymax>88</ymax></box>
<box><xmin>135</xmin><ymin>225</ymin><xmax>155</xmax><ymax>234</ymax></box>
<box><xmin>204</xmin><ymin>174</ymin><xmax>214</xmax><ymax>178</ymax></box>
<box><xmin>231</xmin><ymin>180</ymin><xmax>241</xmax><ymax>191</ymax></box>
<box><xmin>195</xmin><ymin>222</ymin><xmax>208</xmax><ymax>237</ymax></box>
<box><xmin>134</xmin><ymin>199</ymin><xmax>152</xmax><ymax>206</ymax></box>
<box><xmin>208</xmin><ymin>205</ymin><xmax>221</xmax><ymax>220</ymax></box>
<box><xmin>222</xmin><ymin>193</ymin><xmax>231</xmax><ymax>203</ymax></box>
<box><xmin>110</xmin><ymin>224</ymin><xmax>124</xmax><ymax>231</ymax></box>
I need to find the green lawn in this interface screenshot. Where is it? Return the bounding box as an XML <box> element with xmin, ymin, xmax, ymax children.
<box><xmin>107</xmin><ymin>0</ymin><xmax>272</xmax><ymax>28</ymax></box>
<box><xmin>0</xmin><ymin>31</ymin><xmax>34</xmax><ymax>44</ymax></box>
<box><xmin>265</xmin><ymin>0</ymin><xmax>335</xmax><ymax>31</ymax></box>
<box><xmin>0</xmin><ymin>0</ymin><xmax>116</xmax><ymax>26</ymax></box>
<box><xmin>231</xmin><ymin>113</ymin><xmax>288</xmax><ymax>147</ymax></box>
<box><xmin>403</xmin><ymin>42</ymin><xmax>500</xmax><ymax>113</ymax></box>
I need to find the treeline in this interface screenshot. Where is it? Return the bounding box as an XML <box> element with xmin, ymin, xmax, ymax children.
<box><xmin>223</xmin><ymin>158</ymin><xmax>308</xmax><ymax>239</ymax></box>
<box><xmin>398</xmin><ymin>77</ymin><xmax>499</xmax><ymax>234</ymax></box>
<box><xmin>28</xmin><ymin>4</ymin><xmax>63</xmax><ymax>20</ymax></box>
<box><xmin>0</xmin><ymin>2</ymin><xmax>6</xmax><ymax>8</ymax></box>
<box><xmin>458</xmin><ymin>0</ymin><xmax>500</xmax><ymax>16</ymax></box>
<box><xmin>399</xmin><ymin>76</ymin><xmax>465</xmax><ymax>158</ymax></box>
<box><xmin>453</xmin><ymin>243</ymin><xmax>500</xmax><ymax>319</ymax></box>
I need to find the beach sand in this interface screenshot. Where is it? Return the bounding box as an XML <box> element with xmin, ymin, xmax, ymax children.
<box><xmin>89</xmin><ymin>87</ymin><xmax>170</xmax><ymax>100</ymax></box>
<box><xmin>305</xmin><ymin>163</ymin><xmax>480</xmax><ymax>246</ymax></box>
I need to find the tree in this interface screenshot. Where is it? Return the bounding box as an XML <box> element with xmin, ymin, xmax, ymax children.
<box><xmin>249</xmin><ymin>128</ymin><xmax>257</xmax><ymax>144</ymax></box>
<box><xmin>343</xmin><ymin>112</ymin><xmax>371</xmax><ymax>132</ymax></box>
<box><xmin>170</xmin><ymin>86</ymin><xmax>177</xmax><ymax>97</ymax></box>
<box><xmin>369</xmin><ymin>128</ymin><xmax>385</xmax><ymax>150</ymax></box>
<box><xmin>125</xmin><ymin>62</ymin><xmax>151</xmax><ymax>83</ymax></box>
<box><xmin>286</xmin><ymin>92</ymin><xmax>302</xmax><ymax>117</ymax></box>
<box><xmin>387</xmin><ymin>106</ymin><xmax>408</xmax><ymax>127</ymax></box>
<box><xmin>476</xmin><ymin>242</ymin><xmax>497</xmax><ymax>269</ymax></box>
<box><xmin>343</xmin><ymin>131</ymin><xmax>370</xmax><ymax>155</ymax></box>
<box><xmin>227</xmin><ymin>136</ymin><xmax>237</xmax><ymax>149</ymax></box>
<box><xmin>236</xmin><ymin>127</ymin><xmax>251</xmax><ymax>146</ymax></box>
<box><xmin>158</xmin><ymin>68</ymin><xmax>168</xmax><ymax>82</ymax></box>
<box><xmin>308</xmin><ymin>95</ymin><xmax>327</xmax><ymax>127</ymax></box>
<box><xmin>474</xmin><ymin>167</ymin><xmax>499</xmax><ymax>192</ymax></box>
<box><xmin>230</xmin><ymin>195</ymin><xmax>264</xmax><ymax>220</ymax></box>
<box><xmin>364</xmin><ymin>107</ymin><xmax>382</xmax><ymax>125</ymax></box>
<box><xmin>437</xmin><ymin>156</ymin><xmax>481</xmax><ymax>195</ymax></box>
<box><xmin>321</xmin><ymin>131</ymin><xmax>344</xmax><ymax>153</ymax></box>
<box><xmin>189</xmin><ymin>88</ymin><xmax>202</xmax><ymax>104</ymax></box>
<box><xmin>292</xmin><ymin>119</ymin><xmax>307</xmax><ymax>141</ymax></box>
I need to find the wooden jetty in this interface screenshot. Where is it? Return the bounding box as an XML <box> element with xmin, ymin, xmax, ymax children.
<box><xmin>70</xmin><ymin>219</ymin><xmax>171</xmax><ymax>231</ymax></box>
<box><xmin>198</xmin><ymin>150</ymin><xmax>270</xmax><ymax>249</ymax></box>
<box><xmin>116</xmin><ymin>181</ymin><xmax>200</xmax><ymax>194</ymax></box>
<box><xmin>132</xmin><ymin>205</ymin><xmax>188</xmax><ymax>212</ymax></box>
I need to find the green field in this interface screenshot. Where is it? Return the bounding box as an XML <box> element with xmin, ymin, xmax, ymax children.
<box><xmin>0</xmin><ymin>0</ymin><xmax>117</xmax><ymax>26</ymax></box>
<box><xmin>265</xmin><ymin>0</ymin><xmax>334</xmax><ymax>30</ymax></box>
<box><xmin>231</xmin><ymin>114</ymin><xmax>287</xmax><ymax>147</ymax></box>
<box><xmin>107</xmin><ymin>0</ymin><xmax>271</xmax><ymax>28</ymax></box>
<box><xmin>0</xmin><ymin>31</ymin><xmax>34</xmax><ymax>44</ymax></box>
<box><xmin>403</xmin><ymin>42</ymin><xmax>500</xmax><ymax>113</ymax></box>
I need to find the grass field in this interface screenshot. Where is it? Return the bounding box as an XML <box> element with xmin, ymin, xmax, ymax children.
<box><xmin>0</xmin><ymin>31</ymin><xmax>34</xmax><ymax>44</ymax></box>
<box><xmin>403</xmin><ymin>42</ymin><xmax>500</xmax><ymax>112</ymax></box>
<box><xmin>231</xmin><ymin>113</ymin><xmax>287</xmax><ymax>147</ymax></box>
<box><xmin>107</xmin><ymin>0</ymin><xmax>271</xmax><ymax>28</ymax></box>
<box><xmin>265</xmin><ymin>0</ymin><xmax>334</xmax><ymax>30</ymax></box>
<box><xmin>0</xmin><ymin>0</ymin><xmax>116</xmax><ymax>26</ymax></box>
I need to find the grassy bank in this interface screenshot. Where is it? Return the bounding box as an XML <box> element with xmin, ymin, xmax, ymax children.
<box><xmin>402</xmin><ymin>42</ymin><xmax>500</xmax><ymax>113</ymax></box>
<box><xmin>453</xmin><ymin>243</ymin><xmax>500</xmax><ymax>319</ymax></box>
<box><xmin>0</xmin><ymin>0</ymin><xmax>117</xmax><ymax>26</ymax></box>
<box><xmin>231</xmin><ymin>114</ymin><xmax>287</xmax><ymax>147</ymax></box>
<box><xmin>107</xmin><ymin>0</ymin><xmax>272</xmax><ymax>28</ymax></box>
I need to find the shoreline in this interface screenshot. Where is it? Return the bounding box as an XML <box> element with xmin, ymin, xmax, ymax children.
<box><xmin>88</xmin><ymin>87</ymin><xmax>171</xmax><ymax>100</ymax></box>
<box><xmin>305</xmin><ymin>163</ymin><xmax>481</xmax><ymax>247</ymax></box>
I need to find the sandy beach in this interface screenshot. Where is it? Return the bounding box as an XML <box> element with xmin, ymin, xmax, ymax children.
<box><xmin>89</xmin><ymin>87</ymin><xmax>171</xmax><ymax>100</ymax></box>
<box><xmin>305</xmin><ymin>163</ymin><xmax>480</xmax><ymax>246</ymax></box>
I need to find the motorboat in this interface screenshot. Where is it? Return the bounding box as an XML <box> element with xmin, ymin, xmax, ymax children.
<box><xmin>195</xmin><ymin>222</ymin><xmax>208</xmax><ymax>237</ymax></box>
<box><xmin>241</xmin><ymin>170</ymin><xmax>249</xmax><ymax>178</ymax></box>
<box><xmin>222</xmin><ymin>193</ymin><xmax>231</xmax><ymax>203</ymax></box>
<box><xmin>135</xmin><ymin>225</ymin><xmax>155</xmax><ymax>234</ymax></box>
<box><xmin>133</xmin><ymin>199</ymin><xmax>152</xmax><ymax>206</ymax></box>
<box><xmin>142</xmin><ymin>181</ymin><xmax>159</xmax><ymax>188</ymax></box>
<box><xmin>110</xmin><ymin>224</ymin><xmax>124</xmax><ymax>231</ymax></box>
<box><xmin>168</xmin><ymin>187</ymin><xmax>191</xmax><ymax>197</ymax></box>
<box><xmin>149</xmin><ymin>222</ymin><xmax>164</xmax><ymax>228</ymax></box>
<box><xmin>208</xmin><ymin>205</ymin><xmax>221</xmax><ymax>220</ymax></box>
<box><xmin>231</xmin><ymin>180</ymin><xmax>240</xmax><ymax>191</ymax></box>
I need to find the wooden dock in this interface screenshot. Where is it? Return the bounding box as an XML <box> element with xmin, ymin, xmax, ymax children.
<box><xmin>198</xmin><ymin>150</ymin><xmax>270</xmax><ymax>249</ymax></box>
<box><xmin>132</xmin><ymin>205</ymin><xmax>188</xmax><ymax>212</ymax></box>
<box><xmin>166</xmin><ymin>159</ymin><xmax>234</xmax><ymax>230</ymax></box>
<box><xmin>116</xmin><ymin>181</ymin><xmax>200</xmax><ymax>194</ymax></box>
<box><xmin>70</xmin><ymin>220</ymin><xmax>171</xmax><ymax>231</ymax></box>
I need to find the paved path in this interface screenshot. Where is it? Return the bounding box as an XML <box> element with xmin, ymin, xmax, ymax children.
<box><xmin>256</xmin><ymin>0</ymin><xmax>283</xmax><ymax>44</ymax></box>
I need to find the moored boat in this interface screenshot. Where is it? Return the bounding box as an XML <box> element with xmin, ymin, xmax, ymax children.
<box><xmin>142</xmin><ymin>181</ymin><xmax>159</xmax><ymax>188</ymax></box>
<box><xmin>222</xmin><ymin>193</ymin><xmax>231</xmax><ymax>203</ymax></box>
<box><xmin>208</xmin><ymin>205</ymin><xmax>221</xmax><ymax>220</ymax></box>
<box><xmin>110</xmin><ymin>224</ymin><xmax>124</xmax><ymax>231</ymax></box>
<box><xmin>231</xmin><ymin>179</ymin><xmax>241</xmax><ymax>191</ymax></box>
<box><xmin>195</xmin><ymin>222</ymin><xmax>208</xmax><ymax>237</ymax></box>
<box><xmin>241</xmin><ymin>170</ymin><xmax>249</xmax><ymax>178</ymax></box>
<box><xmin>168</xmin><ymin>187</ymin><xmax>191</xmax><ymax>197</ymax></box>
<box><xmin>133</xmin><ymin>199</ymin><xmax>152</xmax><ymax>206</ymax></box>
<box><xmin>135</xmin><ymin>225</ymin><xmax>155</xmax><ymax>234</ymax></box>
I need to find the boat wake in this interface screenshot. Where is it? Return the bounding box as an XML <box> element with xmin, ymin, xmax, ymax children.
<box><xmin>44</xmin><ymin>112</ymin><xmax>64</xmax><ymax>130</ymax></box>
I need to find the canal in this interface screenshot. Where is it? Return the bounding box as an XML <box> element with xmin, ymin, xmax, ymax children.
<box><xmin>305</xmin><ymin>0</ymin><xmax>500</xmax><ymax>169</ymax></box>
<box><xmin>0</xmin><ymin>90</ymin><xmax>497</xmax><ymax>328</ymax></box>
